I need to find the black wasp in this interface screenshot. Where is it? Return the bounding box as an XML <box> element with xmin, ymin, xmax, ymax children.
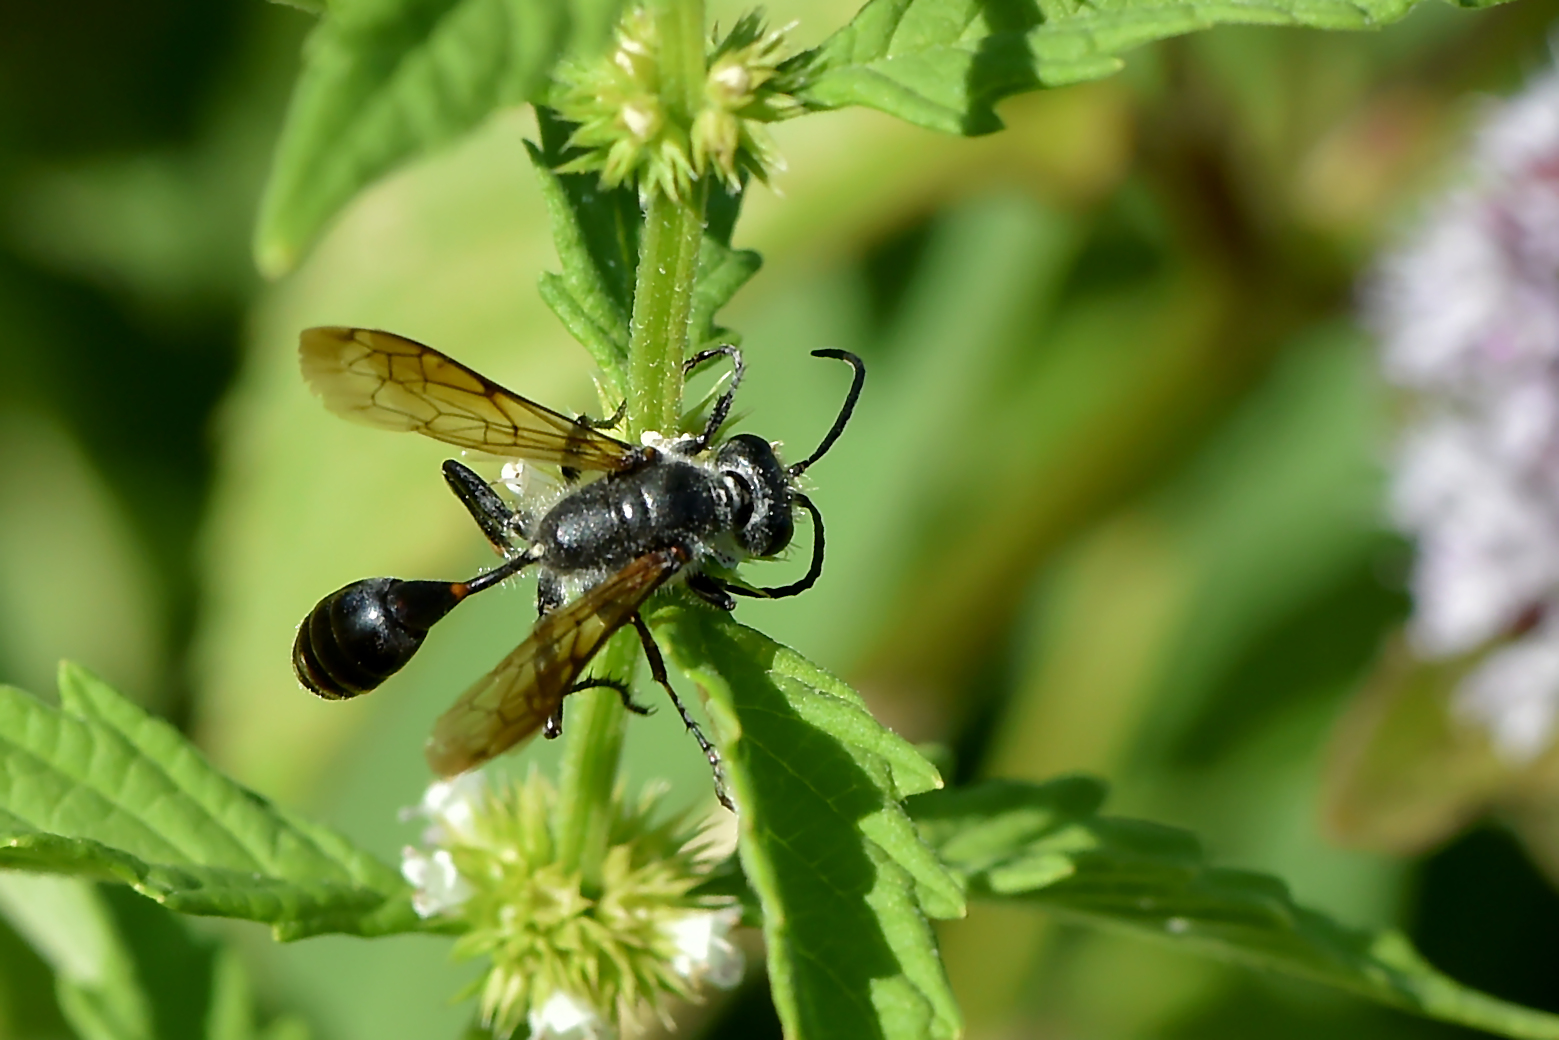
<box><xmin>291</xmin><ymin>327</ymin><xmax>864</xmax><ymax>808</ymax></box>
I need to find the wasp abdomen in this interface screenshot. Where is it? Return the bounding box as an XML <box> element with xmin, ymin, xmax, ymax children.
<box><xmin>293</xmin><ymin>578</ymin><xmax>464</xmax><ymax>699</ymax></box>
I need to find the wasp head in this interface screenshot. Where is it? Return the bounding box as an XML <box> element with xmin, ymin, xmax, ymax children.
<box><xmin>716</xmin><ymin>433</ymin><xmax>795</xmax><ymax>558</ymax></box>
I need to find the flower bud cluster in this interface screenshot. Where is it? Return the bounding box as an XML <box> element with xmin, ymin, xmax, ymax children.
<box><xmin>400</xmin><ymin>772</ymin><xmax>744</xmax><ymax>1039</ymax></box>
<box><xmin>552</xmin><ymin>9</ymin><xmax>799</xmax><ymax>199</ymax></box>
<box><xmin>1371</xmin><ymin>66</ymin><xmax>1559</xmax><ymax>762</ymax></box>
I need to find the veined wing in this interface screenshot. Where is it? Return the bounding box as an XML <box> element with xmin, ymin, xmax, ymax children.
<box><xmin>300</xmin><ymin>326</ymin><xmax>637</xmax><ymax>471</ymax></box>
<box><xmin>424</xmin><ymin>548</ymin><xmax>687</xmax><ymax>778</ymax></box>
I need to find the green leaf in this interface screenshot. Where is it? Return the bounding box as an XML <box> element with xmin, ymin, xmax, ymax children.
<box><xmin>655</xmin><ymin>604</ymin><xmax>962</xmax><ymax>1040</ymax></box>
<box><xmin>268</xmin><ymin>0</ymin><xmax>325</xmax><ymax>14</ymax></box>
<box><xmin>913</xmin><ymin>776</ymin><xmax>1559</xmax><ymax>1040</ymax></box>
<box><xmin>0</xmin><ymin>663</ymin><xmax>419</xmax><ymax>940</ymax></box>
<box><xmin>788</xmin><ymin>0</ymin><xmax>1513</xmax><ymax>135</ymax></box>
<box><xmin>688</xmin><ymin>181</ymin><xmax>762</xmax><ymax>351</ymax></box>
<box><xmin>689</xmin><ymin>236</ymin><xmax>762</xmax><ymax>352</ymax></box>
<box><xmin>0</xmin><ymin>875</ymin><xmax>152</xmax><ymax>1040</ymax></box>
<box><xmin>527</xmin><ymin>108</ymin><xmax>643</xmax><ymax>393</ymax></box>
<box><xmin>0</xmin><ymin>875</ymin><xmax>313</xmax><ymax>1040</ymax></box>
<box><xmin>254</xmin><ymin>0</ymin><xmax>624</xmax><ymax>276</ymax></box>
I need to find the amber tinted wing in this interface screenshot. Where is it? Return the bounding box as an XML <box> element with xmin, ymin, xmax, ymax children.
<box><xmin>424</xmin><ymin>548</ymin><xmax>687</xmax><ymax>778</ymax></box>
<box><xmin>300</xmin><ymin>326</ymin><xmax>636</xmax><ymax>471</ymax></box>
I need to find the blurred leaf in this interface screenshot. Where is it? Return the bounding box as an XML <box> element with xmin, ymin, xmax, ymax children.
<box><xmin>789</xmin><ymin>0</ymin><xmax>1510</xmax><ymax>135</ymax></box>
<box><xmin>914</xmin><ymin>776</ymin><xmax>1559</xmax><ymax>1039</ymax></box>
<box><xmin>0</xmin><ymin>875</ymin><xmax>312</xmax><ymax>1040</ymax></box>
<box><xmin>0</xmin><ymin>663</ymin><xmax>418</xmax><ymax>939</ymax></box>
<box><xmin>0</xmin><ymin>410</ymin><xmax>163</xmax><ymax>709</ymax></box>
<box><xmin>1323</xmin><ymin>636</ymin><xmax>1512</xmax><ymax>854</ymax></box>
<box><xmin>254</xmin><ymin>0</ymin><xmax>624</xmax><ymax>276</ymax></box>
<box><xmin>657</xmin><ymin>604</ymin><xmax>962</xmax><ymax>1040</ymax></box>
<box><xmin>0</xmin><ymin>875</ymin><xmax>151</xmax><ymax>1040</ymax></box>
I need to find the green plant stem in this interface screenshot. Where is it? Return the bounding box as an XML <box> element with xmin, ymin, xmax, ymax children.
<box><xmin>553</xmin><ymin>632</ymin><xmax>636</xmax><ymax>881</ymax></box>
<box><xmin>626</xmin><ymin>189</ymin><xmax>706</xmax><ymax>437</ymax></box>
<box><xmin>555</xmin><ymin>0</ymin><xmax>708</xmax><ymax>884</ymax></box>
<box><xmin>654</xmin><ymin>0</ymin><xmax>707</xmax><ymax>122</ymax></box>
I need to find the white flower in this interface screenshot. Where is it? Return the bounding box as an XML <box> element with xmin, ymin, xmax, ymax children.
<box><xmin>1457</xmin><ymin>625</ymin><xmax>1559</xmax><ymax>761</ymax></box>
<box><xmin>400</xmin><ymin>772</ymin><xmax>487</xmax><ymax>846</ymax></box>
<box><xmin>528</xmin><ymin>991</ymin><xmax>615</xmax><ymax>1040</ymax></box>
<box><xmin>664</xmin><ymin>907</ymin><xmax>745</xmax><ymax>990</ymax></box>
<box><xmin>1371</xmin><ymin>62</ymin><xmax>1559</xmax><ymax>762</ymax></box>
<box><xmin>400</xmin><ymin>846</ymin><xmax>473</xmax><ymax>918</ymax></box>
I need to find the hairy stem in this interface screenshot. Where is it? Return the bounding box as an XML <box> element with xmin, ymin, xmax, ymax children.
<box><xmin>626</xmin><ymin>190</ymin><xmax>706</xmax><ymax>437</ymax></box>
<box><xmin>555</xmin><ymin>0</ymin><xmax>708</xmax><ymax>883</ymax></box>
<box><xmin>554</xmin><ymin>631</ymin><xmax>636</xmax><ymax>880</ymax></box>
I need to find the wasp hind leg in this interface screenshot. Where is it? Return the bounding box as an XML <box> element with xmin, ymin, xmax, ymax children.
<box><xmin>630</xmin><ymin>613</ymin><xmax>734</xmax><ymax>812</ymax></box>
<box><xmin>442</xmin><ymin>459</ymin><xmax>531</xmax><ymax>549</ymax></box>
<box><xmin>570</xmin><ymin>676</ymin><xmax>653</xmax><ymax>716</ymax></box>
<box><xmin>574</xmin><ymin>398</ymin><xmax>627</xmax><ymax>432</ymax></box>
<box><xmin>545</xmin><ymin>676</ymin><xmax>653</xmax><ymax>740</ymax></box>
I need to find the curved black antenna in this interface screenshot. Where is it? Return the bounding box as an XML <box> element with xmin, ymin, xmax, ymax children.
<box><xmin>729</xmin><ymin>493</ymin><xmax>824</xmax><ymax>600</ymax></box>
<box><xmin>789</xmin><ymin>350</ymin><xmax>865</xmax><ymax>476</ymax></box>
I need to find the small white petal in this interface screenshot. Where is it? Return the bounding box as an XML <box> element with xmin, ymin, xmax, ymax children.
<box><xmin>528</xmin><ymin>991</ymin><xmax>615</xmax><ymax>1040</ymax></box>
<box><xmin>621</xmin><ymin>102</ymin><xmax>658</xmax><ymax>140</ymax></box>
<box><xmin>401</xmin><ymin>847</ymin><xmax>473</xmax><ymax>918</ymax></box>
<box><xmin>402</xmin><ymin>773</ymin><xmax>488</xmax><ymax>846</ymax></box>
<box><xmin>711</xmin><ymin>62</ymin><xmax>751</xmax><ymax>95</ymax></box>
<box><xmin>665</xmin><ymin>907</ymin><xmax>745</xmax><ymax>990</ymax></box>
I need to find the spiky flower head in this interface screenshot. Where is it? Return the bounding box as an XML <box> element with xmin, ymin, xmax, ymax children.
<box><xmin>400</xmin><ymin>772</ymin><xmax>745</xmax><ymax>1039</ymax></box>
<box><xmin>692</xmin><ymin>13</ymin><xmax>800</xmax><ymax>190</ymax></box>
<box><xmin>552</xmin><ymin>8</ymin><xmax>799</xmax><ymax>200</ymax></box>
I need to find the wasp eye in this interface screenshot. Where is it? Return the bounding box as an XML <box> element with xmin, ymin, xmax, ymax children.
<box><xmin>729</xmin><ymin>472</ymin><xmax>755</xmax><ymax>529</ymax></box>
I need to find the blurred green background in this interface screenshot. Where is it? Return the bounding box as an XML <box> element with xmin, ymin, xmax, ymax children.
<box><xmin>4</xmin><ymin>0</ymin><xmax>1559</xmax><ymax>1036</ymax></box>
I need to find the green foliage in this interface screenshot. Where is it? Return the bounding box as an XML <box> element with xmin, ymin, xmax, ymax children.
<box><xmin>528</xmin><ymin>108</ymin><xmax>644</xmax><ymax>394</ymax></box>
<box><xmin>657</xmin><ymin>604</ymin><xmax>963</xmax><ymax>1040</ymax></box>
<box><xmin>913</xmin><ymin>776</ymin><xmax>1559</xmax><ymax>1040</ymax></box>
<box><xmin>254</xmin><ymin>0</ymin><xmax>625</xmax><ymax>275</ymax></box>
<box><xmin>787</xmin><ymin>0</ymin><xmax>1513</xmax><ymax>134</ymax></box>
<box><xmin>0</xmin><ymin>874</ymin><xmax>309</xmax><ymax>1040</ymax></box>
<box><xmin>0</xmin><ymin>663</ymin><xmax>417</xmax><ymax>940</ymax></box>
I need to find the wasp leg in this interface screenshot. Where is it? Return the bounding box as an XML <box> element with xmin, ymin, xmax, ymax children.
<box><xmin>684</xmin><ymin>345</ymin><xmax>744</xmax><ymax>451</ymax></box>
<box><xmin>443</xmin><ymin>459</ymin><xmax>530</xmax><ymax>548</ymax></box>
<box><xmin>575</xmin><ymin>398</ymin><xmax>628</xmax><ymax>431</ymax></box>
<box><xmin>568</xmin><ymin>675</ymin><xmax>653</xmax><ymax>716</ymax></box>
<box><xmin>543</xmin><ymin>704</ymin><xmax>563</xmax><ymax>739</ymax></box>
<box><xmin>631</xmin><ymin>613</ymin><xmax>734</xmax><ymax>812</ymax></box>
<box><xmin>537</xmin><ymin>571</ymin><xmax>566</xmax><ymax>616</ymax></box>
<box><xmin>687</xmin><ymin>573</ymin><xmax>737</xmax><ymax>611</ymax></box>
<box><xmin>729</xmin><ymin>493</ymin><xmax>825</xmax><ymax>600</ymax></box>
<box><xmin>556</xmin><ymin>401</ymin><xmax>630</xmax><ymax>485</ymax></box>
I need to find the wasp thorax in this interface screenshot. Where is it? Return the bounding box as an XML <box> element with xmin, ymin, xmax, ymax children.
<box><xmin>293</xmin><ymin>578</ymin><xmax>463</xmax><ymax>700</ymax></box>
<box><xmin>716</xmin><ymin>433</ymin><xmax>794</xmax><ymax>558</ymax></box>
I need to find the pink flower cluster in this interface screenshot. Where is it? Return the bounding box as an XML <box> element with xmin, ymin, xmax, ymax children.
<box><xmin>1373</xmin><ymin>68</ymin><xmax>1559</xmax><ymax>761</ymax></box>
